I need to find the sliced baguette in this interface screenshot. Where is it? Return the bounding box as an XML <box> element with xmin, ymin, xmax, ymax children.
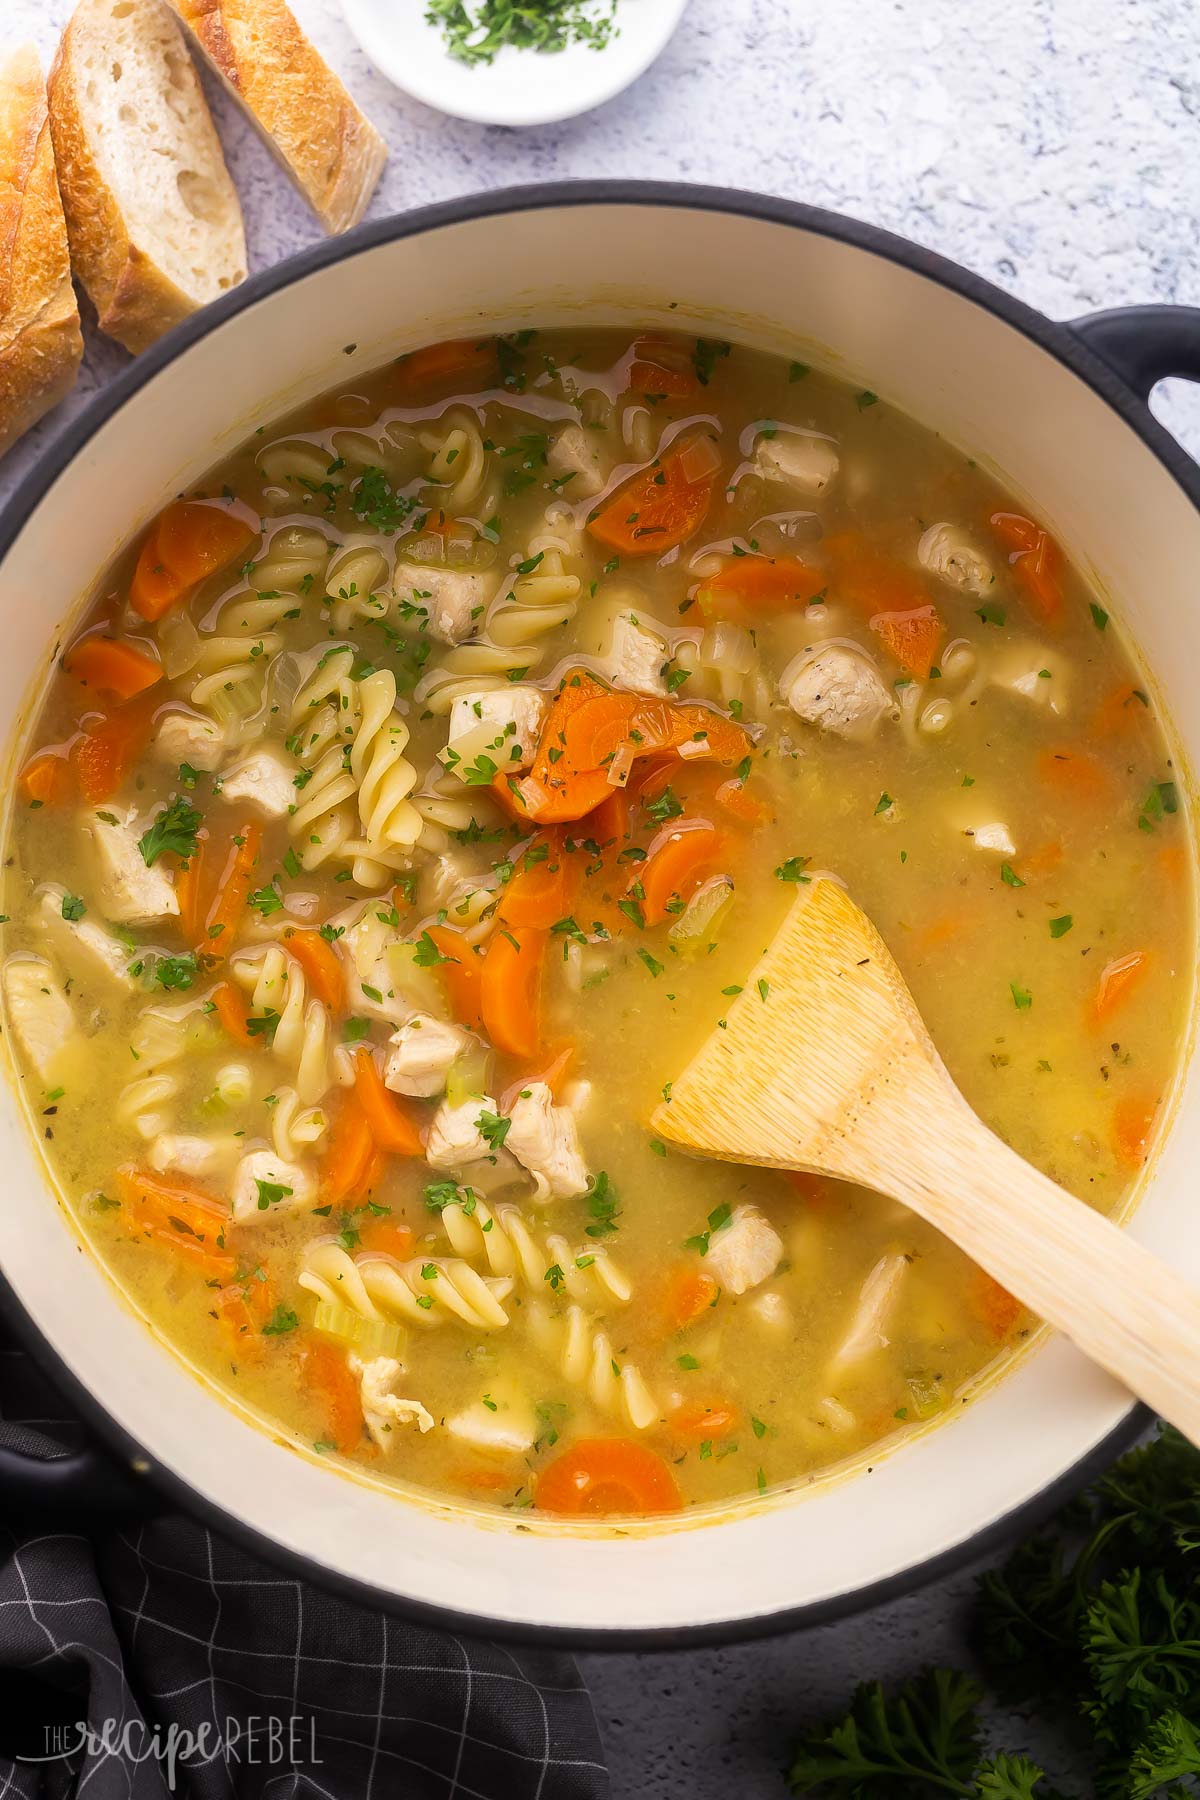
<box><xmin>0</xmin><ymin>45</ymin><xmax>83</xmax><ymax>459</ymax></box>
<box><xmin>167</xmin><ymin>0</ymin><xmax>386</xmax><ymax>234</ymax></box>
<box><xmin>48</xmin><ymin>0</ymin><xmax>247</xmax><ymax>355</ymax></box>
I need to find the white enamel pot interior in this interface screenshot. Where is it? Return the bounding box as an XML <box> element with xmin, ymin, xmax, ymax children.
<box><xmin>0</xmin><ymin>186</ymin><xmax>1197</xmax><ymax>1645</ymax></box>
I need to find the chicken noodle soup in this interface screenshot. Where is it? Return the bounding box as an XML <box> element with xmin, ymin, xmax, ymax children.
<box><xmin>2</xmin><ymin>330</ymin><xmax>1190</xmax><ymax>1519</ymax></box>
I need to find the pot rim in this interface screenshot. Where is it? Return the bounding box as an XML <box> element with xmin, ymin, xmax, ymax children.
<box><xmin>0</xmin><ymin>179</ymin><xmax>1186</xmax><ymax>1649</ymax></box>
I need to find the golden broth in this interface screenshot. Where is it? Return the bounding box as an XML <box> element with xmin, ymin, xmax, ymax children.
<box><xmin>1</xmin><ymin>329</ymin><xmax>1190</xmax><ymax>1519</ymax></box>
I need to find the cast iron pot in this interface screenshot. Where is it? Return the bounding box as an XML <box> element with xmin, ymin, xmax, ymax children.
<box><xmin>0</xmin><ymin>183</ymin><xmax>1198</xmax><ymax>1646</ymax></box>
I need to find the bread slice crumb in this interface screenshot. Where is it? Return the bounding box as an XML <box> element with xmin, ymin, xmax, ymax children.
<box><xmin>168</xmin><ymin>0</ymin><xmax>386</xmax><ymax>234</ymax></box>
<box><xmin>48</xmin><ymin>0</ymin><xmax>247</xmax><ymax>354</ymax></box>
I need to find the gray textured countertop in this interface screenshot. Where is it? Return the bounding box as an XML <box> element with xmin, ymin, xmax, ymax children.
<box><xmin>3</xmin><ymin>1</ymin><xmax>1197</xmax><ymax>1792</ymax></box>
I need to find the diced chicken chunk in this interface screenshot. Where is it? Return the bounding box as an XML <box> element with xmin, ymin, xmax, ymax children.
<box><xmin>447</xmin><ymin>686</ymin><xmax>547</xmax><ymax>780</ymax></box>
<box><xmin>149</xmin><ymin>1133</ymin><xmax>242</xmax><ymax>1178</ymax></box>
<box><xmin>153</xmin><ymin>710</ymin><xmax>226</xmax><ymax>773</ymax></box>
<box><xmin>600</xmin><ymin>612</ymin><xmax>667</xmax><ymax>696</ymax></box>
<box><xmin>831</xmin><ymin>1253</ymin><xmax>908</xmax><ymax>1368</ymax></box>
<box><xmin>755</xmin><ymin>428</ymin><xmax>839</xmax><ymax>495</ymax></box>
<box><xmin>446</xmin><ymin>1389</ymin><xmax>537</xmax><ymax>1456</ymax></box>
<box><xmin>2</xmin><ymin>956</ymin><xmax>74</xmax><ymax>1078</ymax></box>
<box><xmin>505</xmin><ymin>1081</ymin><xmax>590</xmax><ymax>1201</ymax></box>
<box><xmin>972</xmin><ymin>822</ymin><xmax>1016</xmax><ymax>856</ymax></box>
<box><xmin>546</xmin><ymin>423</ymin><xmax>607</xmax><ymax>499</ymax></box>
<box><xmin>230</xmin><ymin>1150</ymin><xmax>316</xmax><ymax>1225</ymax></box>
<box><xmin>385</xmin><ymin>1013</ymin><xmax>470</xmax><ymax>1098</ymax></box>
<box><xmin>351</xmin><ymin>1355</ymin><xmax>435</xmax><ymax>1446</ymax></box>
<box><xmin>917</xmin><ymin>523</ymin><xmax>993</xmax><ymax>597</ymax></box>
<box><xmin>218</xmin><ymin>749</ymin><xmax>295</xmax><ymax>818</ymax></box>
<box><xmin>87</xmin><ymin>807</ymin><xmax>179</xmax><ymax>924</ymax></box>
<box><xmin>38</xmin><ymin>886</ymin><xmax>134</xmax><ymax>987</ymax></box>
<box><xmin>987</xmin><ymin>644</ymin><xmax>1070</xmax><ymax>715</ymax></box>
<box><xmin>391</xmin><ymin>562</ymin><xmax>489</xmax><ymax>646</ymax></box>
<box><xmin>782</xmin><ymin>646</ymin><xmax>892</xmax><ymax>741</ymax></box>
<box><xmin>426</xmin><ymin>1095</ymin><xmax>497</xmax><ymax>1170</ymax></box>
<box><xmin>706</xmin><ymin>1204</ymin><xmax>783</xmax><ymax>1295</ymax></box>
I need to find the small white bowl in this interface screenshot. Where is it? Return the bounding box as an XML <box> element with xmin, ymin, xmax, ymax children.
<box><xmin>342</xmin><ymin>0</ymin><xmax>689</xmax><ymax>127</ymax></box>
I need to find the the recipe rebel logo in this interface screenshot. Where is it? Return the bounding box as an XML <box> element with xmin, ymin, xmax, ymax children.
<box><xmin>0</xmin><ymin>1684</ymin><xmax>323</xmax><ymax>1791</ymax></box>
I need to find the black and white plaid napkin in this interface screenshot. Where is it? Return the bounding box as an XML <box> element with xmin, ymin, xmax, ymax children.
<box><xmin>0</xmin><ymin>1335</ymin><xmax>610</xmax><ymax>1799</ymax></box>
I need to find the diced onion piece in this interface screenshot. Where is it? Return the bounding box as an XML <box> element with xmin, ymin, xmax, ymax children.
<box><xmin>445</xmin><ymin>1043</ymin><xmax>493</xmax><ymax>1107</ymax></box>
<box><xmin>312</xmin><ymin>1299</ymin><xmax>406</xmax><ymax>1359</ymax></box>
<box><xmin>668</xmin><ymin>874</ymin><xmax>734</xmax><ymax>943</ymax></box>
<box><xmin>678</xmin><ymin>433</ymin><xmax>722</xmax><ymax>483</ymax></box>
<box><xmin>157</xmin><ymin>609</ymin><xmax>201</xmax><ymax>678</ymax></box>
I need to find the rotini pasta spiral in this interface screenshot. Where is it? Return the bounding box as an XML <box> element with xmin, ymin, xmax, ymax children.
<box><xmin>256</xmin><ymin>438</ymin><xmax>342</xmax><ymax>513</ymax></box>
<box><xmin>421</xmin><ymin>409</ymin><xmax>490</xmax><ymax>513</ymax></box>
<box><xmin>412</xmin><ymin>641</ymin><xmax>539</xmax><ymax>715</ymax></box>
<box><xmin>251</xmin><ymin>525</ymin><xmax>331</xmax><ymax>596</ymax></box>
<box><xmin>117</xmin><ymin>1069</ymin><xmax>182</xmax><ymax>1140</ymax></box>
<box><xmin>484</xmin><ymin>531</ymin><xmax>580</xmax><ymax>663</ymax></box>
<box><xmin>350</xmin><ymin>669</ymin><xmax>422</xmax><ymax>882</ymax></box>
<box><xmin>325</xmin><ymin>539</ymin><xmax>391</xmax><ymax>634</ymax></box>
<box><xmin>410</xmin><ymin>766</ymin><xmax>501</xmax><ymax>852</ymax></box>
<box><xmin>190</xmin><ymin>594</ymin><xmax>292</xmax><ymax>727</ymax></box>
<box><xmin>230</xmin><ymin>946</ymin><xmax>331</xmax><ymax>1105</ymax></box>
<box><xmin>439</xmin><ymin>1197</ymin><xmax>631</xmax><ymax>1307</ymax></box>
<box><xmin>298</xmin><ymin>1241</ymin><xmax>514</xmax><ymax>1331</ymax></box>
<box><xmin>271</xmin><ymin>1086</ymin><xmax>328</xmax><ymax>1161</ymax></box>
<box><xmin>527</xmin><ymin>1301</ymin><xmax>659</xmax><ymax>1431</ymax></box>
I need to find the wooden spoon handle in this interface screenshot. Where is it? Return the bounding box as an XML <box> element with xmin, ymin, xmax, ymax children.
<box><xmin>862</xmin><ymin>1088</ymin><xmax>1200</xmax><ymax>1440</ymax></box>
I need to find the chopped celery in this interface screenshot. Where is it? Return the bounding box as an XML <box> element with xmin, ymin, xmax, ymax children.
<box><xmin>669</xmin><ymin>874</ymin><xmax>734</xmax><ymax>944</ymax></box>
<box><xmin>384</xmin><ymin>941</ymin><xmax>447</xmax><ymax>1011</ymax></box>
<box><xmin>312</xmin><ymin>1299</ymin><xmax>405</xmax><ymax>1359</ymax></box>
<box><xmin>905</xmin><ymin>1371</ymin><xmax>948</xmax><ymax>1420</ymax></box>
<box><xmin>446</xmin><ymin>1043</ymin><xmax>493</xmax><ymax>1106</ymax></box>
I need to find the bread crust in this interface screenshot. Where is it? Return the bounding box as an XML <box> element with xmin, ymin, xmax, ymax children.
<box><xmin>169</xmin><ymin>0</ymin><xmax>387</xmax><ymax>234</ymax></box>
<box><xmin>0</xmin><ymin>45</ymin><xmax>83</xmax><ymax>458</ymax></box>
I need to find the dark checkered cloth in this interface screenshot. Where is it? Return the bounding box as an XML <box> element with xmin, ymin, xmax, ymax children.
<box><xmin>0</xmin><ymin>1337</ymin><xmax>609</xmax><ymax>1799</ymax></box>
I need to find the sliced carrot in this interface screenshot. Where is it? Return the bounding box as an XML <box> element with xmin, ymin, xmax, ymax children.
<box><xmin>535</xmin><ymin>1438</ymin><xmax>682</xmax><ymax>1516</ymax></box>
<box><xmin>481</xmin><ymin>925</ymin><xmax>546</xmax><ymax>1060</ymax></box>
<box><xmin>286</xmin><ymin>928</ymin><xmax>345</xmax><ymax>1011</ymax></box>
<box><xmin>303</xmin><ymin>1336</ymin><xmax>364</xmax><ymax>1455</ymax></box>
<box><xmin>970</xmin><ymin>1271</ymin><xmax>1023</xmax><ymax>1340</ymax></box>
<box><xmin>130</xmin><ymin>500</ymin><xmax>256</xmax><ymax>622</ymax></box>
<box><xmin>1093</xmin><ymin>950</ymin><xmax>1151</xmax><ymax>1024</ymax></box>
<box><xmin>696</xmin><ymin>553</ymin><xmax>825</xmax><ymax>621</ymax></box>
<box><xmin>454</xmin><ymin>1466</ymin><xmax>517</xmax><ymax>1492</ymax></box>
<box><xmin>204</xmin><ymin>822</ymin><xmax>262</xmax><ymax>955</ymax></box>
<box><xmin>115</xmin><ymin>1164</ymin><xmax>228</xmax><ymax>1238</ymax></box>
<box><xmin>990</xmin><ymin>510</ymin><xmax>1064</xmax><ymax>625</ymax></box>
<box><xmin>1112</xmin><ymin>1090</ymin><xmax>1159</xmax><ymax>1168</ymax></box>
<box><xmin>497</xmin><ymin>832</ymin><xmax>580</xmax><ymax>930</ymax></box>
<box><xmin>588</xmin><ymin>788</ymin><xmax>631</xmax><ymax>847</ymax></box>
<box><xmin>823</xmin><ymin>536</ymin><xmax>929</xmax><ymax>614</ymax></box>
<box><xmin>586</xmin><ymin>438</ymin><xmax>720</xmax><ymax>558</ymax></box>
<box><xmin>715</xmin><ymin>776</ymin><xmax>770</xmax><ymax>826</ymax></box>
<box><xmin>1159</xmin><ymin>842</ymin><xmax>1188</xmax><ymax>887</ymax></box>
<box><xmin>782</xmin><ymin>1170</ymin><xmax>833</xmax><ymax>1205</ymax></box>
<box><xmin>392</xmin><ymin>336</ymin><xmax>497</xmax><ymax>398</ymax></box>
<box><xmin>670</xmin><ymin>1399</ymin><xmax>738</xmax><ymax>1440</ymax></box>
<box><xmin>624</xmin><ymin>335</ymin><xmax>698</xmax><ymax>398</ymax></box>
<box><xmin>64</xmin><ymin>633</ymin><xmax>163</xmax><ymax>701</ymax></box>
<box><xmin>517</xmin><ymin>671</ymin><xmax>752</xmax><ymax>824</ymax></box>
<box><xmin>1091</xmin><ymin>683</ymin><xmax>1150</xmax><ymax>739</ymax></box>
<box><xmin>215</xmin><ymin>1274</ymin><xmax>276</xmax><ymax>1357</ymax></box>
<box><xmin>871</xmin><ymin>605</ymin><xmax>944</xmax><ymax>679</ymax></box>
<box><xmin>661</xmin><ymin>1264</ymin><xmax>718</xmax><ymax>1332</ymax></box>
<box><xmin>175</xmin><ymin>833</ymin><xmax>212</xmax><ymax>946</ymax></box>
<box><xmin>638</xmin><ymin>820</ymin><xmax>723</xmax><ymax>925</ymax></box>
<box><xmin>427</xmin><ymin>924</ymin><xmax>485</xmax><ymax>1031</ymax></box>
<box><xmin>211</xmin><ymin>980</ymin><xmax>256</xmax><ymax>1048</ymax></box>
<box><xmin>142</xmin><ymin>1227</ymin><xmax>237</xmax><ymax>1282</ymax></box>
<box><xmin>357</xmin><ymin>1215</ymin><xmax>415</xmax><ymax>1260</ymax></box>
<box><xmin>499</xmin><ymin>1042</ymin><xmax>574</xmax><ymax>1113</ymax></box>
<box><xmin>73</xmin><ymin>691</ymin><xmax>159</xmax><ymax>804</ymax></box>
<box><xmin>321</xmin><ymin>1091</ymin><xmax>378</xmax><ymax>1206</ymax></box>
<box><xmin>1014</xmin><ymin>841</ymin><xmax>1063</xmax><ymax>882</ymax></box>
<box><xmin>353</xmin><ymin>1048</ymin><xmax>424</xmax><ymax>1156</ymax></box>
<box><xmin>1036</xmin><ymin>747</ymin><xmax>1111</xmax><ymax>804</ymax></box>
<box><xmin>19</xmin><ymin>747</ymin><xmax>73</xmax><ymax>807</ymax></box>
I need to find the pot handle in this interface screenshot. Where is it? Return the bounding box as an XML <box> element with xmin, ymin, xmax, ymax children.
<box><xmin>1071</xmin><ymin>305</ymin><xmax>1200</xmax><ymax>400</ymax></box>
<box><xmin>0</xmin><ymin>1437</ymin><xmax>160</xmax><ymax>1524</ymax></box>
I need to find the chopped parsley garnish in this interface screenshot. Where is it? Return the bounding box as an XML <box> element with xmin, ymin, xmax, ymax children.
<box><xmin>154</xmin><ymin>954</ymin><xmax>198</xmax><ymax>992</ymax></box>
<box><xmin>261</xmin><ymin>1304</ymin><xmax>299</xmax><ymax>1336</ymax></box>
<box><xmin>693</xmin><ymin>338</ymin><xmax>732</xmax><ymax>386</ymax></box>
<box><xmin>413</xmin><ymin>929</ymin><xmax>453</xmax><ymax>967</ymax></box>
<box><xmin>255</xmin><ymin>1178</ymin><xmax>294</xmax><ymax>1210</ymax></box>
<box><xmin>342</xmin><ymin>1017</ymin><xmax>372</xmax><ymax>1043</ymax></box>
<box><xmin>139</xmin><ymin>797</ymin><xmax>202</xmax><ymax>867</ymax></box>
<box><xmin>1010</xmin><ymin>981</ymin><xmax>1033</xmax><ymax>1011</ymax></box>
<box><xmin>999</xmin><ymin>863</ymin><xmax>1025</xmax><ymax>888</ymax></box>
<box><xmin>1049</xmin><ymin>914</ymin><xmax>1074</xmax><ymax>938</ymax></box>
<box><xmin>585</xmin><ymin>1171</ymin><xmax>620</xmax><ymax>1239</ymax></box>
<box><xmin>775</xmin><ymin>856</ymin><xmax>811</xmax><ymax>883</ymax></box>
<box><xmin>476</xmin><ymin>1109</ymin><xmax>511</xmax><ymax>1152</ymax></box>
<box><xmin>61</xmin><ymin>893</ymin><xmax>86</xmax><ymax>922</ymax></box>
<box><xmin>248</xmin><ymin>883</ymin><xmax>284</xmax><ymax>918</ymax></box>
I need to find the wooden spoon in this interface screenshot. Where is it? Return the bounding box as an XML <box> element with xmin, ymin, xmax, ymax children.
<box><xmin>650</xmin><ymin>875</ymin><xmax>1200</xmax><ymax>1441</ymax></box>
